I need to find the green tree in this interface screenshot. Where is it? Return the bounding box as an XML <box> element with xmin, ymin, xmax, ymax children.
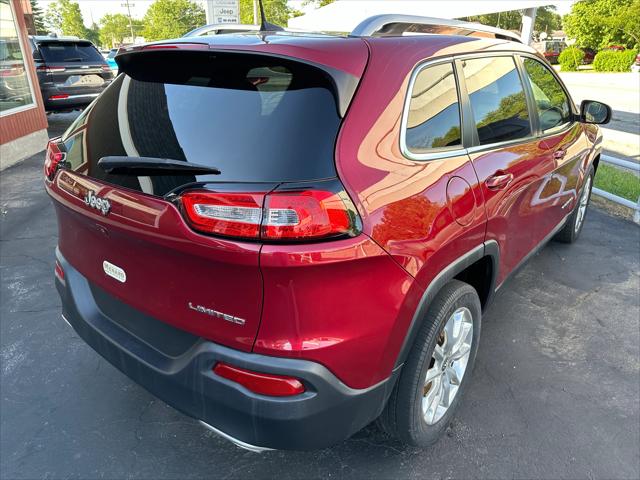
<box><xmin>86</xmin><ymin>22</ymin><xmax>101</xmax><ymax>46</ymax></box>
<box><xmin>238</xmin><ymin>0</ymin><xmax>294</xmax><ymax>27</ymax></box>
<box><xmin>45</xmin><ymin>0</ymin><xmax>88</xmax><ymax>38</ymax></box>
<box><xmin>534</xmin><ymin>6</ymin><xmax>562</xmax><ymax>35</ymax></box>
<box><xmin>100</xmin><ymin>13</ymin><xmax>143</xmax><ymax>47</ymax></box>
<box><xmin>563</xmin><ymin>0</ymin><xmax>639</xmax><ymax>49</ymax></box>
<box><xmin>29</xmin><ymin>0</ymin><xmax>47</xmax><ymax>35</ymax></box>
<box><xmin>142</xmin><ymin>0</ymin><xmax>205</xmax><ymax>41</ymax></box>
<box><xmin>463</xmin><ymin>7</ymin><xmax>561</xmax><ymax>36</ymax></box>
<box><xmin>303</xmin><ymin>0</ymin><xmax>335</xmax><ymax>7</ymax></box>
<box><xmin>597</xmin><ymin>0</ymin><xmax>640</xmax><ymax>47</ymax></box>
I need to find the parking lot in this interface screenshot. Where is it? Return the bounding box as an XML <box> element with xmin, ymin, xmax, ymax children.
<box><xmin>1</xmin><ymin>112</ymin><xmax>639</xmax><ymax>479</ymax></box>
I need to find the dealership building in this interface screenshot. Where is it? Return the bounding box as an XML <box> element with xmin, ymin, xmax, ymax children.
<box><xmin>0</xmin><ymin>0</ymin><xmax>48</xmax><ymax>170</ymax></box>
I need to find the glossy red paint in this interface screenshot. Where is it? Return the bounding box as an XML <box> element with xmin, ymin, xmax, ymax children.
<box><xmin>335</xmin><ymin>37</ymin><xmax>491</xmax><ymax>289</ymax></box>
<box><xmin>47</xmin><ymin>170</ymin><xmax>264</xmax><ymax>351</ymax></box>
<box><xmin>256</xmin><ymin>235</ymin><xmax>420</xmax><ymax>388</ymax></box>
<box><xmin>469</xmin><ymin>124</ymin><xmax>589</xmax><ymax>286</ymax></box>
<box><xmin>48</xmin><ymin>32</ymin><xmax>603</xmax><ymax>394</ymax></box>
<box><xmin>116</xmin><ymin>35</ymin><xmax>370</xmax><ymax>78</ymax></box>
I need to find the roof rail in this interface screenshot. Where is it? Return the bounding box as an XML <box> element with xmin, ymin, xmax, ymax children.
<box><xmin>183</xmin><ymin>23</ymin><xmax>260</xmax><ymax>37</ymax></box>
<box><xmin>349</xmin><ymin>15</ymin><xmax>522</xmax><ymax>43</ymax></box>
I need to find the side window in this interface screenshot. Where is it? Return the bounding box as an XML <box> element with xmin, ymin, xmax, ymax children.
<box><xmin>462</xmin><ymin>56</ymin><xmax>531</xmax><ymax>145</ymax></box>
<box><xmin>522</xmin><ymin>58</ymin><xmax>572</xmax><ymax>132</ymax></box>
<box><xmin>405</xmin><ymin>62</ymin><xmax>462</xmax><ymax>154</ymax></box>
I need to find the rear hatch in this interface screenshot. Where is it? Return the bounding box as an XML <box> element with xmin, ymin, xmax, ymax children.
<box><xmin>46</xmin><ymin>41</ymin><xmax>367</xmax><ymax>350</ymax></box>
<box><xmin>36</xmin><ymin>40</ymin><xmax>111</xmax><ymax>93</ymax></box>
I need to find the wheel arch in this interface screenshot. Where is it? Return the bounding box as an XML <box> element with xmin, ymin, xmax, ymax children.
<box><xmin>394</xmin><ymin>241</ymin><xmax>499</xmax><ymax>368</ymax></box>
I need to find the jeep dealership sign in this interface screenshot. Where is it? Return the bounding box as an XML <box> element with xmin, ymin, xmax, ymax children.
<box><xmin>204</xmin><ymin>0</ymin><xmax>240</xmax><ymax>24</ymax></box>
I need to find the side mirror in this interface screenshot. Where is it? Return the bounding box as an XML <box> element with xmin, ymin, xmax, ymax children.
<box><xmin>32</xmin><ymin>50</ymin><xmax>42</xmax><ymax>61</ymax></box>
<box><xmin>580</xmin><ymin>100</ymin><xmax>612</xmax><ymax>125</ymax></box>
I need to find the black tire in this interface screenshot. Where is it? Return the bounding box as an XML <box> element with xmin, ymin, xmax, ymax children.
<box><xmin>378</xmin><ymin>280</ymin><xmax>481</xmax><ymax>446</ymax></box>
<box><xmin>554</xmin><ymin>166</ymin><xmax>594</xmax><ymax>244</ymax></box>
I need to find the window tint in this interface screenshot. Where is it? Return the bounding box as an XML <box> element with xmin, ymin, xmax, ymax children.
<box><xmin>522</xmin><ymin>58</ymin><xmax>572</xmax><ymax>132</ymax></box>
<box><xmin>38</xmin><ymin>41</ymin><xmax>103</xmax><ymax>63</ymax></box>
<box><xmin>463</xmin><ymin>56</ymin><xmax>531</xmax><ymax>145</ymax></box>
<box><xmin>63</xmin><ymin>52</ymin><xmax>342</xmax><ymax>195</ymax></box>
<box><xmin>405</xmin><ymin>62</ymin><xmax>462</xmax><ymax>153</ymax></box>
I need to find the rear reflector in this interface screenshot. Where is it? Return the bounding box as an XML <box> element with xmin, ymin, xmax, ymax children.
<box><xmin>44</xmin><ymin>139</ymin><xmax>66</xmax><ymax>181</ymax></box>
<box><xmin>213</xmin><ymin>362</ymin><xmax>305</xmax><ymax>397</ymax></box>
<box><xmin>49</xmin><ymin>94</ymin><xmax>69</xmax><ymax>100</ymax></box>
<box><xmin>37</xmin><ymin>66</ymin><xmax>66</xmax><ymax>73</ymax></box>
<box><xmin>180</xmin><ymin>182</ymin><xmax>360</xmax><ymax>242</ymax></box>
<box><xmin>54</xmin><ymin>260</ymin><xmax>65</xmax><ymax>282</ymax></box>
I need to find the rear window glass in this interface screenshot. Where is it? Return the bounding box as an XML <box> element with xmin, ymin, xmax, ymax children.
<box><xmin>63</xmin><ymin>51</ymin><xmax>342</xmax><ymax>195</ymax></box>
<box><xmin>38</xmin><ymin>42</ymin><xmax>103</xmax><ymax>63</ymax></box>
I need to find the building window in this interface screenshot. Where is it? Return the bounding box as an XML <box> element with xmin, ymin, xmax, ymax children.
<box><xmin>0</xmin><ymin>0</ymin><xmax>36</xmax><ymax>115</ymax></box>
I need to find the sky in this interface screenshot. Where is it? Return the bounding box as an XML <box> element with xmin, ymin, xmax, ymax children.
<box><xmin>36</xmin><ymin>0</ymin><xmax>576</xmax><ymax>28</ymax></box>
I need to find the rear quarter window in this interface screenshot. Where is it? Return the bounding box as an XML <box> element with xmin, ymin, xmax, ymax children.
<box><xmin>404</xmin><ymin>62</ymin><xmax>462</xmax><ymax>155</ymax></box>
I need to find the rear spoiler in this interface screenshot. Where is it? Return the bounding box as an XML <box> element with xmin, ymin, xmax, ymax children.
<box><xmin>114</xmin><ymin>42</ymin><xmax>360</xmax><ymax>117</ymax></box>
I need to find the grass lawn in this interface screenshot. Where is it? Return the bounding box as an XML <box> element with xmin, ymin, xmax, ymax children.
<box><xmin>594</xmin><ymin>163</ymin><xmax>640</xmax><ymax>202</ymax></box>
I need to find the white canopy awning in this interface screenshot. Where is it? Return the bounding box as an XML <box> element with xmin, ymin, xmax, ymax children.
<box><xmin>288</xmin><ymin>0</ymin><xmax>554</xmax><ymax>34</ymax></box>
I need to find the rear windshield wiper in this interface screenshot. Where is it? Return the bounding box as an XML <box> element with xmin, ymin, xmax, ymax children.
<box><xmin>63</xmin><ymin>57</ymin><xmax>84</xmax><ymax>62</ymax></box>
<box><xmin>98</xmin><ymin>156</ymin><xmax>221</xmax><ymax>176</ymax></box>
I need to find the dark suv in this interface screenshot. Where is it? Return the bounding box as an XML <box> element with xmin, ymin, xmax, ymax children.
<box><xmin>30</xmin><ymin>36</ymin><xmax>114</xmax><ymax>112</ymax></box>
<box><xmin>44</xmin><ymin>16</ymin><xmax>611</xmax><ymax>451</ymax></box>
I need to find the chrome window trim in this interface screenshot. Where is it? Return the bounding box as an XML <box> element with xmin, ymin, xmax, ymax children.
<box><xmin>465</xmin><ymin>135</ymin><xmax>536</xmax><ymax>155</ymax></box>
<box><xmin>399</xmin><ymin>58</ymin><xmax>467</xmax><ymax>161</ymax></box>
<box><xmin>399</xmin><ymin>50</ymin><xmax>580</xmax><ymax>161</ymax></box>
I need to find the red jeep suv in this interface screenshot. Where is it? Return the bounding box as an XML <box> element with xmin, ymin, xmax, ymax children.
<box><xmin>45</xmin><ymin>16</ymin><xmax>611</xmax><ymax>451</ymax></box>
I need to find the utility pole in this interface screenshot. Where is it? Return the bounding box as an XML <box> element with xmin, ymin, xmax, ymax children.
<box><xmin>253</xmin><ymin>0</ymin><xmax>258</xmax><ymax>25</ymax></box>
<box><xmin>121</xmin><ymin>0</ymin><xmax>135</xmax><ymax>42</ymax></box>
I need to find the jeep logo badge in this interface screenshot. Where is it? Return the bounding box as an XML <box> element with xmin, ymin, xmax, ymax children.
<box><xmin>84</xmin><ymin>190</ymin><xmax>111</xmax><ymax>216</ymax></box>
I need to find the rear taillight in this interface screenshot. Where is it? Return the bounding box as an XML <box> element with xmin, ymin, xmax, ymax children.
<box><xmin>44</xmin><ymin>139</ymin><xmax>66</xmax><ymax>181</ymax></box>
<box><xmin>263</xmin><ymin>189</ymin><xmax>353</xmax><ymax>240</ymax></box>
<box><xmin>213</xmin><ymin>362</ymin><xmax>305</xmax><ymax>397</ymax></box>
<box><xmin>0</xmin><ymin>65</ymin><xmax>24</xmax><ymax>77</ymax></box>
<box><xmin>181</xmin><ymin>192</ymin><xmax>264</xmax><ymax>239</ymax></box>
<box><xmin>49</xmin><ymin>94</ymin><xmax>69</xmax><ymax>100</ymax></box>
<box><xmin>36</xmin><ymin>66</ymin><xmax>66</xmax><ymax>73</ymax></box>
<box><xmin>180</xmin><ymin>181</ymin><xmax>360</xmax><ymax>242</ymax></box>
<box><xmin>101</xmin><ymin>64</ymin><xmax>111</xmax><ymax>72</ymax></box>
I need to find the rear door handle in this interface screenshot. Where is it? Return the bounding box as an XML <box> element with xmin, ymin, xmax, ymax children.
<box><xmin>486</xmin><ymin>171</ymin><xmax>514</xmax><ymax>190</ymax></box>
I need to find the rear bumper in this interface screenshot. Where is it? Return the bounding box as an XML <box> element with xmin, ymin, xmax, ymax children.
<box><xmin>41</xmin><ymin>83</ymin><xmax>109</xmax><ymax>110</ymax></box>
<box><xmin>55</xmin><ymin>249</ymin><xmax>398</xmax><ymax>450</ymax></box>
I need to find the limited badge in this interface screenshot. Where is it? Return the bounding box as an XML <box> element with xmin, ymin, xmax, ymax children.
<box><xmin>103</xmin><ymin>260</ymin><xmax>126</xmax><ymax>283</ymax></box>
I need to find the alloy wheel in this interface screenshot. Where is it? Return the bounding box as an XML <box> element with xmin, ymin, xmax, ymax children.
<box><xmin>422</xmin><ymin>307</ymin><xmax>473</xmax><ymax>425</ymax></box>
<box><xmin>575</xmin><ymin>176</ymin><xmax>592</xmax><ymax>234</ymax></box>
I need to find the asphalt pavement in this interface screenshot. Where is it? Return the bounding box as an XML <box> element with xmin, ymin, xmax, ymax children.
<box><xmin>1</xmin><ymin>113</ymin><xmax>639</xmax><ymax>480</ymax></box>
